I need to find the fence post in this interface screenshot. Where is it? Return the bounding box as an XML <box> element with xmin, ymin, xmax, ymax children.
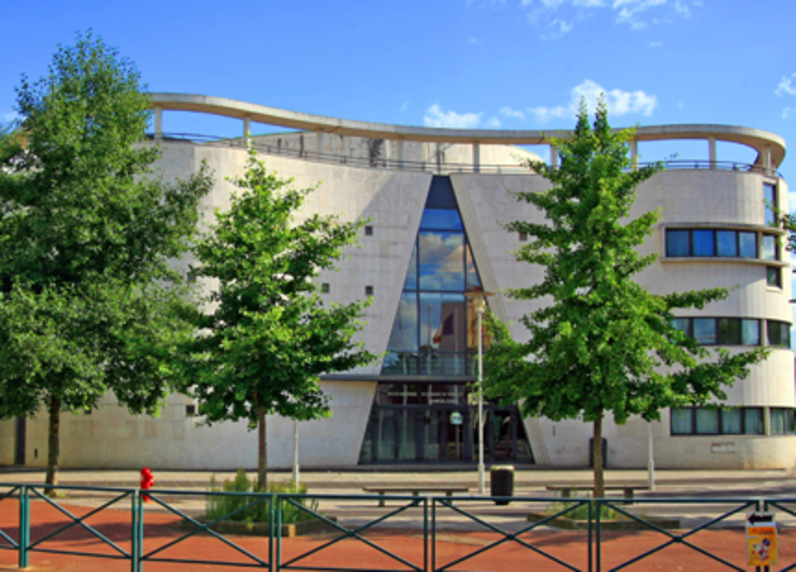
<box><xmin>423</xmin><ymin>498</ymin><xmax>428</xmax><ymax>572</ymax></box>
<box><xmin>268</xmin><ymin>493</ymin><xmax>275</xmax><ymax>572</ymax></box>
<box><xmin>595</xmin><ymin>499</ymin><xmax>601</xmax><ymax>572</ymax></box>
<box><xmin>131</xmin><ymin>490</ymin><xmax>143</xmax><ymax>572</ymax></box>
<box><xmin>588</xmin><ymin>499</ymin><xmax>593</xmax><ymax>572</ymax></box>
<box><xmin>18</xmin><ymin>485</ymin><xmax>29</xmax><ymax>569</ymax></box>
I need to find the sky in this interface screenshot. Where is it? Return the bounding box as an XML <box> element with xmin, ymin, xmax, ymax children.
<box><xmin>1</xmin><ymin>1</ymin><xmax>795</xmax><ymax>206</ymax></box>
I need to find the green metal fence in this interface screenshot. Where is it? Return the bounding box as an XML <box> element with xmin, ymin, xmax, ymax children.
<box><xmin>0</xmin><ymin>483</ymin><xmax>788</xmax><ymax>571</ymax></box>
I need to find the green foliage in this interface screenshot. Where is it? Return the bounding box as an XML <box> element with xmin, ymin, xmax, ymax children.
<box><xmin>0</xmin><ymin>32</ymin><xmax>212</xmax><ymax>482</ymax></box>
<box><xmin>206</xmin><ymin>470</ymin><xmax>317</xmax><ymax>524</ymax></box>
<box><xmin>186</xmin><ymin>151</ymin><xmax>376</xmax><ymax>483</ymax></box>
<box><xmin>485</xmin><ymin>98</ymin><xmax>768</xmax><ymax>424</ymax></box>
<box><xmin>188</xmin><ymin>153</ymin><xmax>375</xmax><ymax>423</ymax></box>
<box><xmin>548</xmin><ymin>496</ymin><xmax>624</xmax><ymax>521</ymax></box>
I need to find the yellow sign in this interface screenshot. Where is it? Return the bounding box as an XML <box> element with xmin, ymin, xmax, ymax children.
<box><xmin>746</xmin><ymin>512</ymin><xmax>777</xmax><ymax>567</ymax></box>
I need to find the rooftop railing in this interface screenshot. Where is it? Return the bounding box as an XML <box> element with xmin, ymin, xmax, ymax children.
<box><xmin>146</xmin><ymin>132</ymin><xmax>783</xmax><ymax>178</ymax></box>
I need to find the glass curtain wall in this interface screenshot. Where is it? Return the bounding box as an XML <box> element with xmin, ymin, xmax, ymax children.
<box><xmin>360</xmin><ymin>176</ymin><xmax>533</xmax><ymax>464</ymax></box>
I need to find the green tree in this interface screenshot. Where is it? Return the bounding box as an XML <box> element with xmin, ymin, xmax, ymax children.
<box><xmin>485</xmin><ymin>100</ymin><xmax>768</xmax><ymax>497</ymax></box>
<box><xmin>0</xmin><ymin>32</ymin><xmax>212</xmax><ymax>487</ymax></box>
<box><xmin>187</xmin><ymin>153</ymin><xmax>376</xmax><ymax>487</ymax></box>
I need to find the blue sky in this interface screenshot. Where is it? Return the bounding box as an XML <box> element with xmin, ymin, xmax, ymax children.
<box><xmin>1</xmin><ymin>1</ymin><xmax>795</xmax><ymax>185</ymax></box>
<box><xmin>2</xmin><ymin>1</ymin><xmax>794</xmax><ymax>179</ymax></box>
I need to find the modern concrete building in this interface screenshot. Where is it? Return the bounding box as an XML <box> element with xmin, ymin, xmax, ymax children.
<box><xmin>1</xmin><ymin>94</ymin><xmax>793</xmax><ymax>471</ymax></box>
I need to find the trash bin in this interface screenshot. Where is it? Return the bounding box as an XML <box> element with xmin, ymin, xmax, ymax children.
<box><xmin>490</xmin><ymin>465</ymin><xmax>514</xmax><ymax>506</ymax></box>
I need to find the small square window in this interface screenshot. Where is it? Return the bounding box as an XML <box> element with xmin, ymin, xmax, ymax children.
<box><xmin>666</xmin><ymin>230</ymin><xmax>690</xmax><ymax>257</ymax></box>
<box><xmin>716</xmin><ymin>231</ymin><xmax>738</xmax><ymax>257</ymax></box>
<box><xmin>739</xmin><ymin>232</ymin><xmax>757</xmax><ymax>258</ymax></box>
<box><xmin>741</xmin><ymin>319</ymin><xmax>760</xmax><ymax>345</ymax></box>
<box><xmin>693</xmin><ymin>318</ymin><xmax>717</xmax><ymax>345</ymax></box>
<box><xmin>766</xmin><ymin>266</ymin><xmax>782</xmax><ymax>288</ymax></box>
<box><xmin>365</xmin><ymin>285</ymin><xmax>374</xmax><ymax>296</ymax></box>
<box><xmin>321</xmin><ymin>283</ymin><xmax>330</xmax><ymax>294</ymax></box>
<box><xmin>186</xmin><ymin>405</ymin><xmax>196</xmax><ymax>417</ymax></box>
<box><xmin>693</xmin><ymin>230</ymin><xmax>715</xmax><ymax>256</ymax></box>
<box><xmin>519</xmin><ymin>232</ymin><xmax>528</xmax><ymax>242</ymax></box>
<box><xmin>187</xmin><ymin>272</ymin><xmax>197</xmax><ymax>284</ymax></box>
<box><xmin>365</xmin><ymin>226</ymin><xmax>374</xmax><ymax>236</ymax></box>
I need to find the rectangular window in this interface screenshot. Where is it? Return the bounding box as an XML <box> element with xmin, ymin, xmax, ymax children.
<box><xmin>767</xmin><ymin>266</ymin><xmax>782</xmax><ymax>288</ymax></box>
<box><xmin>716</xmin><ymin>231</ymin><xmax>738</xmax><ymax>257</ymax></box>
<box><xmin>722</xmin><ymin>409</ymin><xmax>742</xmax><ymax>434</ymax></box>
<box><xmin>672</xmin><ymin>318</ymin><xmax>690</xmax><ymax>336</ymax></box>
<box><xmin>764</xmin><ymin>183</ymin><xmax>777</xmax><ymax>226</ymax></box>
<box><xmin>666</xmin><ymin>230</ymin><xmax>690</xmax><ymax>257</ymax></box>
<box><xmin>693</xmin><ymin>230</ymin><xmax>715</xmax><ymax>256</ymax></box>
<box><xmin>739</xmin><ymin>232</ymin><xmax>758</xmax><ymax>258</ymax></box>
<box><xmin>671</xmin><ymin>409</ymin><xmax>693</xmax><ymax>434</ymax></box>
<box><xmin>770</xmin><ymin>408</ymin><xmax>794</xmax><ymax>435</ymax></box>
<box><xmin>695</xmin><ymin>409</ymin><xmax>720</xmax><ymax>434</ymax></box>
<box><xmin>717</xmin><ymin>318</ymin><xmax>741</xmax><ymax>345</ymax></box>
<box><xmin>693</xmin><ymin>318</ymin><xmax>717</xmax><ymax>345</ymax></box>
<box><xmin>744</xmin><ymin>408</ymin><xmax>764</xmax><ymax>435</ymax></box>
<box><xmin>741</xmin><ymin>319</ymin><xmax>761</xmax><ymax>345</ymax></box>
<box><xmin>767</xmin><ymin>320</ymin><xmax>791</xmax><ymax>347</ymax></box>
<box><xmin>762</xmin><ymin>235</ymin><xmax>778</xmax><ymax>261</ymax></box>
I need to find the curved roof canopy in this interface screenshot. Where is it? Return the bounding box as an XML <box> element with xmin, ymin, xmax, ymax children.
<box><xmin>150</xmin><ymin>93</ymin><xmax>786</xmax><ymax>168</ymax></box>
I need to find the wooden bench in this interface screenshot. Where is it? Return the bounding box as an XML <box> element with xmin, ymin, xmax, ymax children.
<box><xmin>546</xmin><ymin>485</ymin><xmax>648</xmax><ymax>501</ymax></box>
<box><xmin>362</xmin><ymin>486</ymin><xmax>470</xmax><ymax>507</ymax></box>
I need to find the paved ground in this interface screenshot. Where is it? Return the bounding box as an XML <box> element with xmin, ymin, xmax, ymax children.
<box><xmin>0</xmin><ymin>467</ymin><xmax>794</xmax><ymax>570</ymax></box>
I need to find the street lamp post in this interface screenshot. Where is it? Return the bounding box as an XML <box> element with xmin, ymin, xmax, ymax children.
<box><xmin>466</xmin><ymin>291</ymin><xmax>494</xmax><ymax>495</ymax></box>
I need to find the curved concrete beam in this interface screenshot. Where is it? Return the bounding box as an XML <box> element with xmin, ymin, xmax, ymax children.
<box><xmin>149</xmin><ymin>93</ymin><xmax>786</xmax><ymax>168</ymax></box>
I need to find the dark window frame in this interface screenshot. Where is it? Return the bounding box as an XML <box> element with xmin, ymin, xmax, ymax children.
<box><xmin>666</xmin><ymin>229</ymin><xmax>760</xmax><ymax>259</ymax></box>
<box><xmin>671</xmin><ymin>317</ymin><xmax>762</xmax><ymax>346</ymax></box>
<box><xmin>670</xmin><ymin>406</ymin><xmax>765</xmax><ymax>436</ymax></box>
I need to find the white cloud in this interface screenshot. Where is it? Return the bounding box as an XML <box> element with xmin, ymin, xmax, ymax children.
<box><xmin>400</xmin><ymin>102</ymin><xmax>410</xmax><ymax>112</ymax></box>
<box><xmin>2</xmin><ymin>111</ymin><xmax>18</xmax><ymax>126</ymax></box>
<box><xmin>782</xmin><ymin>107</ymin><xmax>796</xmax><ymax>120</ymax></box>
<box><xmin>485</xmin><ymin>117</ymin><xmax>502</xmax><ymax>128</ymax></box>
<box><xmin>529</xmin><ymin>79</ymin><xmax>657</xmax><ymax>123</ymax></box>
<box><xmin>424</xmin><ymin>104</ymin><xmax>482</xmax><ymax>128</ymax></box>
<box><xmin>543</xmin><ymin>18</ymin><xmax>573</xmax><ymax>38</ymax></box>
<box><xmin>776</xmin><ymin>74</ymin><xmax>796</xmax><ymax>97</ymax></box>
<box><xmin>649</xmin><ymin>40</ymin><xmax>663</xmax><ymax>47</ymax></box>
<box><xmin>500</xmin><ymin>106</ymin><xmax>526</xmax><ymax>120</ymax></box>
<box><xmin>518</xmin><ymin>0</ymin><xmax>698</xmax><ymax>35</ymax></box>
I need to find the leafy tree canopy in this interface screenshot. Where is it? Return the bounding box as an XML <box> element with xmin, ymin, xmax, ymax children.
<box><xmin>485</xmin><ymin>99</ymin><xmax>768</xmax><ymax>495</ymax></box>
<box><xmin>0</xmin><ymin>31</ymin><xmax>212</xmax><ymax>485</ymax></box>
<box><xmin>187</xmin><ymin>153</ymin><xmax>376</xmax><ymax>484</ymax></box>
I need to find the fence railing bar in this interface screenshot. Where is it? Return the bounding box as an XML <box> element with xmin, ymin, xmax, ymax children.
<box><xmin>26</xmin><ymin>488</ymin><xmax>131</xmax><ymax>556</ymax></box>
<box><xmin>278</xmin><ymin>496</ymin><xmax>423</xmax><ymax>572</ymax></box>
<box><xmin>146</xmin><ymin>555</ymin><xmax>268</xmax><ymax>568</ymax></box>
<box><xmin>141</xmin><ymin>493</ymin><xmax>267</xmax><ymax>566</ymax></box>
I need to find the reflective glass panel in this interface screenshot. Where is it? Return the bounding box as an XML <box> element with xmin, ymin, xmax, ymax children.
<box><xmin>465</xmin><ymin>244</ymin><xmax>482</xmax><ymax>292</ymax></box>
<box><xmin>387</xmin><ymin>293</ymin><xmax>418</xmax><ymax>351</ymax></box>
<box><xmin>420</xmin><ymin>209</ymin><xmax>463</xmax><ymax>231</ymax></box>
<box><xmin>764</xmin><ymin>183</ymin><xmax>777</xmax><ymax>226</ymax></box>
<box><xmin>671</xmin><ymin>409</ymin><xmax>692</xmax><ymax>434</ymax></box>
<box><xmin>767</xmin><ymin>321</ymin><xmax>791</xmax><ymax>347</ymax></box>
<box><xmin>770</xmin><ymin>408</ymin><xmax>793</xmax><ymax>434</ymax></box>
<box><xmin>666</xmin><ymin>230</ymin><xmax>690</xmax><ymax>257</ymax></box>
<box><xmin>717</xmin><ymin>231</ymin><xmax>738</xmax><ymax>257</ymax></box>
<box><xmin>739</xmin><ymin>232</ymin><xmax>757</xmax><ymax>258</ymax></box>
<box><xmin>744</xmin><ymin>409</ymin><xmax>764</xmax><ymax>434</ymax></box>
<box><xmin>695</xmin><ymin>409</ymin><xmax>719</xmax><ymax>434</ymax></box>
<box><xmin>672</xmin><ymin>318</ymin><xmax>690</xmax><ymax>336</ymax></box>
<box><xmin>718</xmin><ymin>318</ymin><xmax>741</xmax><ymax>345</ymax></box>
<box><xmin>381</xmin><ymin>352</ymin><xmax>418</xmax><ymax>375</ymax></box>
<box><xmin>418</xmin><ymin>231</ymin><xmax>465</xmax><ymax>291</ymax></box>
<box><xmin>419</xmin><ymin>293</ymin><xmax>466</xmax><ymax>352</ymax></box>
<box><xmin>767</xmin><ymin>266</ymin><xmax>782</xmax><ymax>288</ymax></box>
<box><xmin>693</xmin><ymin>318</ymin><xmax>717</xmax><ymax>345</ymax></box>
<box><xmin>404</xmin><ymin>244</ymin><xmax>418</xmax><ymax>290</ymax></box>
<box><xmin>762</xmin><ymin>235</ymin><xmax>778</xmax><ymax>260</ymax></box>
<box><xmin>693</xmin><ymin>230</ymin><xmax>715</xmax><ymax>256</ymax></box>
<box><xmin>741</xmin><ymin>319</ymin><xmax>760</xmax><ymax>345</ymax></box>
<box><xmin>722</xmin><ymin>409</ymin><xmax>742</xmax><ymax>434</ymax></box>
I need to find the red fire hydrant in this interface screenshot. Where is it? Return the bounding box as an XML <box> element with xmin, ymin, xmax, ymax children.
<box><xmin>140</xmin><ymin>467</ymin><xmax>155</xmax><ymax>503</ymax></box>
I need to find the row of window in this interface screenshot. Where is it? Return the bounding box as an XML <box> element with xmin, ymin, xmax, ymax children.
<box><xmin>666</xmin><ymin>229</ymin><xmax>779</xmax><ymax>260</ymax></box>
<box><xmin>671</xmin><ymin>317</ymin><xmax>791</xmax><ymax>347</ymax></box>
<box><xmin>671</xmin><ymin>407</ymin><xmax>794</xmax><ymax>436</ymax></box>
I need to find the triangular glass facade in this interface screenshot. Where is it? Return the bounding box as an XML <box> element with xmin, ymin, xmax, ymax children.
<box><xmin>381</xmin><ymin>176</ymin><xmax>484</xmax><ymax>377</ymax></box>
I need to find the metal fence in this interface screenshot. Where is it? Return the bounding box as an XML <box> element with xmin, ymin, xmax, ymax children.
<box><xmin>0</xmin><ymin>483</ymin><xmax>787</xmax><ymax>571</ymax></box>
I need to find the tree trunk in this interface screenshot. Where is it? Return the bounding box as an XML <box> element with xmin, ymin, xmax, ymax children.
<box><xmin>593</xmin><ymin>415</ymin><xmax>604</xmax><ymax>499</ymax></box>
<box><xmin>257</xmin><ymin>405</ymin><xmax>267</xmax><ymax>490</ymax></box>
<box><xmin>45</xmin><ymin>395</ymin><xmax>61</xmax><ymax>494</ymax></box>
